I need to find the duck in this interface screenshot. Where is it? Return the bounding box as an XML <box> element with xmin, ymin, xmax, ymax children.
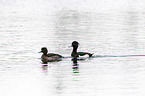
<box><xmin>39</xmin><ymin>47</ymin><xmax>63</xmax><ymax>63</ymax></box>
<box><xmin>71</xmin><ymin>41</ymin><xmax>94</xmax><ymax>58</ymax></box>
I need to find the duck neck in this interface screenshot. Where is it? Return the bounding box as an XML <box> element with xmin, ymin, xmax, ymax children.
<box><xmin>43</xmin><ymin>52</ymin><xmax>47</xmax><ymax>55</ymax></box>
<box><xmin>73</xmin><ymin>47</ymin><xmax>77</xmax><ymax>53</ymax></box>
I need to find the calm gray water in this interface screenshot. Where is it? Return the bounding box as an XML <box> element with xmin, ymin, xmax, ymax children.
<box><xmin>1</xmin><ymin>0</ymin><xmax>145</xmax><ymax>96</ymax></box>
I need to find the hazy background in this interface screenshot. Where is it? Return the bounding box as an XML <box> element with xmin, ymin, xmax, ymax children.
<box><xmin>1</xmin><ymin>0</ymin><xmax>145</xmax><ymax>96</ymax></box>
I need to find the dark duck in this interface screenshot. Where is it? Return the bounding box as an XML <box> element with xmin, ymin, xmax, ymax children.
<box><xmin>71</xmin><ymin>41</ymin><xmax>94</xmax><ymax>58</ymax></box>
<box><xmin>39</xmin><ymin>47</ymin><xmax>63</xmax><ymax>63</ymax></box>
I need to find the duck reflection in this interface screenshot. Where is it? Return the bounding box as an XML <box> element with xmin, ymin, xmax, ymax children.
<box><xmin>41</xmin><ymin>63</ymin><xmax>49</xmax><ymax>75</ymax></box>
<box><xmin>72</xmin><ymin>57</ymin><xmax>79</xmax><ymax>73</ymax></box>
<box><xmin>42</xmin><ymin>64</ymin><xmax>48</xmax><ymax>71</ymax></box>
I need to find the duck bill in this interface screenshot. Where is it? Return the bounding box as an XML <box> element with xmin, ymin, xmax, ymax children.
<box><xmin>38</xmin><ymin>51</ymin><xmax>42</xmax><ymax>53</ymax></box>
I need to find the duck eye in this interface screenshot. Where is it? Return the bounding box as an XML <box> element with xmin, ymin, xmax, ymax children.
<box><xmin>73</xmin><ymin>43</ymin><xmax>75</xmax><ymax>45</ymax></box>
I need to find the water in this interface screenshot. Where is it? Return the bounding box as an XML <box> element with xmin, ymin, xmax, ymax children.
<box><xmin>1</xmin><ymin>0</ymin><xmax>145</xmax><ymax>96</ymax></box>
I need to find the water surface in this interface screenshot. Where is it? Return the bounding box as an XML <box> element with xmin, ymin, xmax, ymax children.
<box><xmin>1</xmin><ymin>0</ymin><xmax>145</xmax><ymax>96</ymax></box>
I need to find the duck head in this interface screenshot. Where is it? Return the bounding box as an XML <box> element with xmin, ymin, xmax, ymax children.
<box><xmin>72</xmin><ymin>41</ymin><xmax>79</xmax><ymax>49</ymax></box>
<box><xmin>40</xmin><ymin>47</ymin><xmax>48</xmax><ymax>55</ymax></box>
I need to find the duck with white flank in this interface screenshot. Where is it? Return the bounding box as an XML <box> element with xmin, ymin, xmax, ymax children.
<box><xmin>71</xmin><ymin>41</ymin><xmax>94</xmax><ymax>58</ymax></box>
